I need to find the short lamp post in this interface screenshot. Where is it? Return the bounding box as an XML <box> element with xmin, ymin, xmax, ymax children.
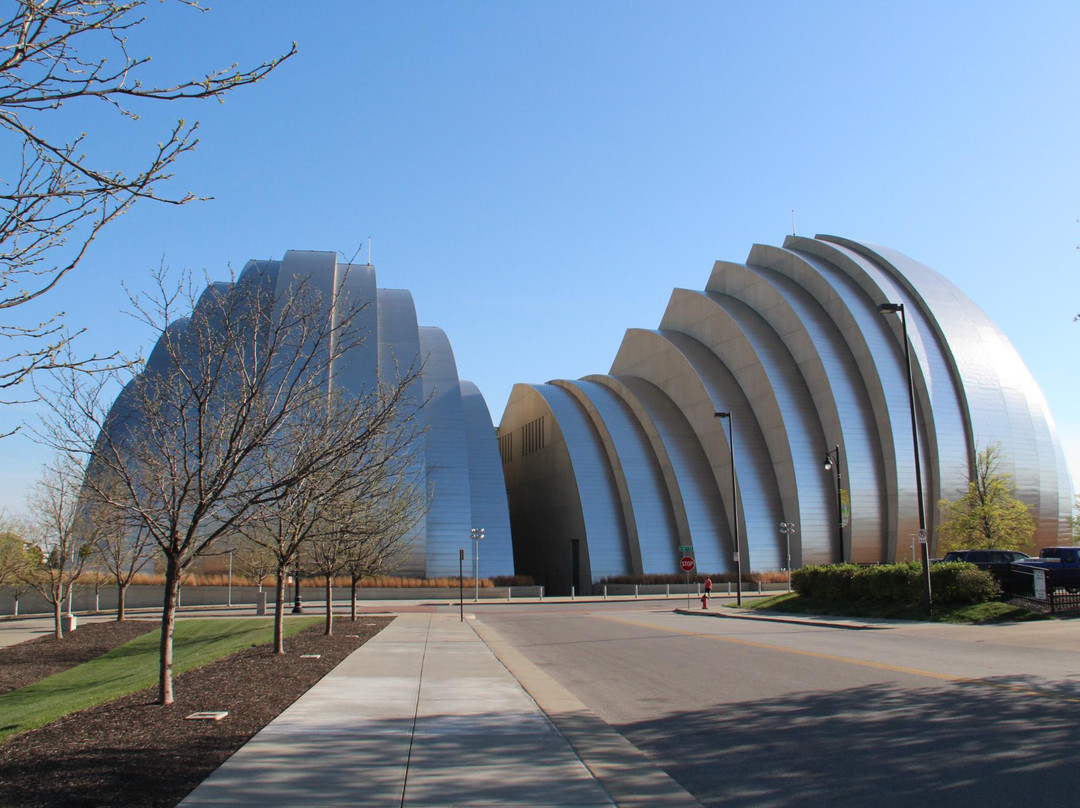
<box><xmin>779</xmin><ymin>522</ymin><xmax>796</xmax><ymax>592</ymax></box>
<box><xmin>470</xmin><ymin>527</ymin><xmax>484</xmax><ymax>602</ymax></box>
<box><xmin>715</xmin><ymin>411</ymin><xmax>741</xmax><ymax>607</ymax></box>
<box><xmin>877</xmin><ymin>301</ymin><xmax>932</xmax><ymax>615</ymax></box>
<box><xmin>292</xmin><ymin>555</ymin><xmax>303</xmax><ymax>614</ymax></box>
<box><xmin>823</xmin><ymin>445</ymin><xmax>845</xmax><ymax>564</ymax></box>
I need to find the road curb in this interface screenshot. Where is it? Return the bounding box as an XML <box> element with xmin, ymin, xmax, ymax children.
<box><xmin>673</xmin><ymin>607</ymin><xmax>885</xmax><ymax>630</ymax></box>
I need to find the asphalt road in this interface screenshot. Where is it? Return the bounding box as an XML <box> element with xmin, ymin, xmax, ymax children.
<box><xmin>476</xmin><ymin>602</ymin><xmax>1080</xmax><ymax>807</ymax></box>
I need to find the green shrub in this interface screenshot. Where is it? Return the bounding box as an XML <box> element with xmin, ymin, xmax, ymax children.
<box><xmin>930</xmin><ymin>562</ymin><xmax>1000</xmax><ymax>604</ymax></box>
<box><xmin>792</xmin><ymin>561</ymin><xmax>998</xmax><ymax>605</ymax></box>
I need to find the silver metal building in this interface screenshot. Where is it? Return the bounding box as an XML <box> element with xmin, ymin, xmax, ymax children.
<box><xmin>105</xmin><ymin>250</ymin><xmax>513</xmax><ymax>580</ymax></box>
<box><xmin>497</xmin><ymin>235</ymin><xmax>1073</xmax><ymax>594</ymax></box>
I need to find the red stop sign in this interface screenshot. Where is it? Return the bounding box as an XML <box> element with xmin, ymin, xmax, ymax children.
<box><xmin>680</xmin><ymin>556</ymin><xmax>695</xmax><ymax>572</ymax></box>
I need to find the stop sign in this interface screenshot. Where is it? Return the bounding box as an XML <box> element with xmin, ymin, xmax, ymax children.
<box><xmin>680</xmin><ymin>556</ymin><xmax>695</xmax><ymax>572</ymax></box>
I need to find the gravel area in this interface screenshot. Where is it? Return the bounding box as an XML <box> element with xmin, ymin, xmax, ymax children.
<box><xmin>0</xmin><ymin>616</ymin><xmax>393</xmax><ymax>807</ymax></box>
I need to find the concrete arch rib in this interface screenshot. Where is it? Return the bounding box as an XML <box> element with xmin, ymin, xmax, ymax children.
<box><xmin>460</xmin><ymin>380</ymin><xmax>514</xmax><ymax>577</ymax></box>
<box><xmin>611</xmin><ymin>328</ymin><xmax>784</xmax><ymax>572</ymax></box>
<box><xmin>587</xmin><ymin>374</ymin><xmax>731</xmax><ymax>575</ymax></box>
<box><xmin>820</xmin><ymin>236</ymin><xmax>1072</xmax><ymax>544</ymax></box>
<box><xmin>554</xmin><ymin>378</ymin><xmax>681</xmax><ymax>575</ymax></box>
<box><xmin>705</xmin><ymin>256</ymin><xmax>887</xmax><ymax>563</ymax></box>
<box><xmin>418</xmin><ymin>327</ymin><xmax>472</xmax><ymax>578</ymax></box>
<box><xmin>663</xmin><ymin>288</ymin><xmax>832</xmax><ymax>566</ymax></box>
<box><xmin>737</xmin><ymin>245</ymin><xmax>913</xmax><ymax>561</ymax></box>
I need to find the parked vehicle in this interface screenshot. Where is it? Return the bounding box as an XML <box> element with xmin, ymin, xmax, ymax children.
<box><xmin>941</xmin><ymin>549</ymin><xmax>1030</xmax><ymax>584</ymax></box>
<box><xmin>1012</xmin><ymin>547</ymin><xmax>1080</xmax><ymax>593</ymax></box>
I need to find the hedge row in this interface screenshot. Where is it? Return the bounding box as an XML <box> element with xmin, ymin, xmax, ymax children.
<box><xmin>792</xmin><ymin>562</ymin><xmax>999</xmax><ymax>605</ymax></box>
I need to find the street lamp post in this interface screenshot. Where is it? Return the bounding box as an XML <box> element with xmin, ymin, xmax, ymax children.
<box><xmin>470</xmin><ymin>527</ymin><xmax>484</xmax><ymax>602</ymax></box>
<box><xmin>779</xmin><ymin>522</ymin><xmax>796</xmax><ymax>591</ymax></box>
<box><xmin>877</xmin><ymin>301</ymin><xmax>932</xmax><ymax>615</ymax></box>
<box><xmin>292</xmin><ymin>555</ymin><xmax>303</xmax><ymax>614</ymax></box>
<box><xmin>823</xmin><ymin>445</ymin><xmax>845</xmax><ymax>563</ymax></box>
<box><xmin>715</xmin><ymin>411</ymin><xmax>741</xmax><ymax>607</ymax></box>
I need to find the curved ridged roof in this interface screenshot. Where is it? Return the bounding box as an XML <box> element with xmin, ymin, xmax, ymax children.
<box><xmin>498</xmin><ymin>235</ymin><xmax>1072</xmax><ymax>591</ymax></box>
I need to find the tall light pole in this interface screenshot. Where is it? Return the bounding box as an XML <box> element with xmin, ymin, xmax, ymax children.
<box><xmin>877</xmin><ymin>301</ymin><xmax>932</xmax><ymax>615</ymax></box>
<box><xmin>779</xmin><ymin>522</ymin><xmax>796</xmax><ymax>591</ymax></box>
<box><xmin>715</xmin><ymin>411</ymin><xmax>741</xmax><ymax>606</ymax></box>
<box><xmin>470</xmin><ymin>527</ymin><xmax>484</xmax><ymax>602</ymax></box>
<box><xmin>823</xmin><ymin>444</ymin><xmax>845</xmax><ymax>563</ymax></box>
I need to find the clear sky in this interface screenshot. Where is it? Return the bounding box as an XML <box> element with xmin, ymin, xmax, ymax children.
<box><xmin>2</xmin><ymin>1</ymin><xmax>1079</xmax><ymax>514</ymax></box>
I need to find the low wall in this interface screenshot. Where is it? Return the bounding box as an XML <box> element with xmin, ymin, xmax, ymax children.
<box><xmin>0</xmin><ymin>583</ymin><xmax>546</xmax><ymax>617</ymax></box>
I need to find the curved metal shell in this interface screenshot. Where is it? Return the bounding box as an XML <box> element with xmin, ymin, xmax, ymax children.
<box><xmin>498</xmin><ymin>234</ymin><xmax>1073</xmax><ymax>591</ymax></box>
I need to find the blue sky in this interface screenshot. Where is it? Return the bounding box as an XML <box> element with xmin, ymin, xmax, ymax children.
<box><xmin>2</xmin><ymin>1</ymin><xmax>1079</xmax><ymax>512</ymax></box>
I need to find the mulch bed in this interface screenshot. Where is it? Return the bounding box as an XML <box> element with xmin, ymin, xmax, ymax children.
<box><xmin>0</xmin><ymin>616</ymin><xmax>393</xmax><ymax>807</ymax></box>
<box><xmin>0</xmin><ymin>620</ymin><xmax>159</xmax><ymax>695</ymax></box>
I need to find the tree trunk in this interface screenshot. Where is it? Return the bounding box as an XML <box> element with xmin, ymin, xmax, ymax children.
<box><xmin>350</xmin><ymin>577</ymin><xmax>358</xmax><ymax>622</ymax></box>
<box><xmin>52</xmin><ymin>597</ymin><xmax>63</xmax><ymax>639</ymax></box>
<box><xmin>324</xmin><ymin>575</ymin><xmax>333</xmax><ymax>636</ymax></box>
<box><xmin>158</xmin><ymin>555</ymin><xmax>181</xmax><ymax>705</ymax></box>
<box><xmin>117</xmin><ymin>582</ymin><xmax>127</xmax><ymax>621</ymax></box>
<box><xmin>274</xmin><ymin>564</ymin><xmax>287</xmax><ymax>654</ymax></box>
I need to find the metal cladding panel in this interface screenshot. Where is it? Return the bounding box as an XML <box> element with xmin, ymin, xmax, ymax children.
<box><xmin>331</xmin><ymin>263</ymin><xmax>379</xmax><ymax>399</ymax></box>
<box><xmin>505</xmin><ymin>233</ymin><xmax>1070</xmax><ymax>580</ymax></box>
<box><xmin>376</xmin><ymin>288</ymin><xmax>427</xmax><ymax>576</ymax></box>
<box><xmin>791</xmin><ymin>239</ymin><xmax>969</xmax><ymax>548</ymax></box>
<box><xmin>558</xmin><ymin>379</ymin><xmax>679</xmax><ymax>574</ymax></box>
<box><xmin>418</xmin><ymin>327</ymin><xmax>473</xmax><ymax>578</ymax></box>
<box><xmin>611</xmin><ymin>375</ymin><xmax>732</xmax><ymax>575</ymax></box>
<box><xmin>459</xmin><ymin>380</ymin><xmax>514</xmax><ymax>577</ymax></box>
<box><xmin>674</xmin><ymin>290</ymin><xmax>833</xmax><ymax>567</ymax></box>
<box><xmin>763</xmin><ymin>247</ymin><xmax>919</xmax><ymax>561</ymax></box>
<box><xmin>534</xmin><ymin>384</ymin><xmax>630</xmax><ymax>581</ymax></box>
<box><xmin>829</xmin><ymin>238</ymin><xmax>1074</xmax><ymax>544</ymax></box>
<box><xmin>709</xmin><ymin>256</ymin><xmax>887</xmax><ymax>563</ymax></box>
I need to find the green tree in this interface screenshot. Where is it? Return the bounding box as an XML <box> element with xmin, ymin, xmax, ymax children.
<box><xmin>937</xmin><ymin>444</ymin><xmax>1035</xmax><ymax>554</ymax></box>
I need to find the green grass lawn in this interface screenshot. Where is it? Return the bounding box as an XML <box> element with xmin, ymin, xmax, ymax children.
<box><xmin>741</xmin><ymin>592</ymin><xmax>1050</xmax><ymax>623</ymax></box>
<box><xmin>0</xmin><ymin>617</ymin><xmax>319</xmax><ymax>742</ymax></box>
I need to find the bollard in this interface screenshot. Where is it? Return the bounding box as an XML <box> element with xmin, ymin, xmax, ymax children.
<box><xmin>666</xmin><ymin>583</ymin><xmax>670</xmax><ymax>596</ymax></box>
<box><xmin>571</xmin><ymin>586</ymin><xmax>575</xmax><ymax>601</ymax></box>
<box><xmin>540</xmin><ymin>586</ymin><xmax>544</xmax><ymax>601</ymax></box>
<box><xmin>758</xmin><ymin>581</ymin><xmax>763</xmax><ymax>593</ymax></box>
<box><xmin>728</xmin><ymin>581</ymin><xmax>732</xmax><ymax>594</ymax></box>
<box><xmin>604</xmin><ymin>585</ymin><xmax>608</xmax><ymax>600</ymax></box>
<box><xmin>508</xmin><ymin>586</ymin><xmax>512</xmax><ymax>601</ymax></box>
<box><xmin>635</xmin><ymin>584</ymin><xmax>639</xmax><ymax>599</ymax></box>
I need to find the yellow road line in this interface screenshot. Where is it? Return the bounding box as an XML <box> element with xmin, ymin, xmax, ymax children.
<box><xmin>595</xmin><ymin>612</ymin><xmax>1080</xmax><ymax>703</ymax></box>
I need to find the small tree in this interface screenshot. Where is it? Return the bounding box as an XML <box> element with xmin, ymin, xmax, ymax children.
<box><xmin>233</xmin><ymin>537</ymin><xmax>277</xmax><ymax>592</ymax></box>
<box><xmin>938</xmin><ymin>444</ymin><xmax>1036</xmax><ymax>554</ymax></box>
<box><xmin>92</xmin><ymin>510</ymin><xmax>154</xmax><ymax>621</ymax></box>
<box><xmin>341</xmin><ymin>473</ymin><xmax>424</xmax><ymax>622</ymax></box>
<box><xmin>23</xmin><ymin>454</ymin><xmax>98</xmax><ymax>637</ymax></box>
<box><xmin>0</xmin><ymin>519</ymin><xmax>37</xmax><ymax>616</ymax></box>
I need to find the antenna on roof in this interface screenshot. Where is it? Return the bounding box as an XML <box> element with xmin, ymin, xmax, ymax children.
<box><xmin>367</xmin><ymin>236</ymin><xmax>373</xmax><ymax>266</ymax></box>
<box><xmin>791</xmin><ymin>210</ymin><xmax>797</xmax><ymax>236</ymax></box>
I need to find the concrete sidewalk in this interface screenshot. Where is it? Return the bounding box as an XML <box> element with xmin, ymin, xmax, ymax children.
<box><xmin>180</xmin><ymin>612</ymin><xmax>700</xmax><ymax>807</ymax></box>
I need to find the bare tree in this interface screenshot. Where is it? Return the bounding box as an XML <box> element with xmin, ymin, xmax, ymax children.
<box><xmin>39</xmin><ymin>266</ymin><xmax>421</xmax><ymax>704</ymax></box>
<box><xmin>0</xmin><ymin>515</ymin><xmax>37</xmax><ymax>615</ymax></box>
<box><xmin>0</xmin><ymin>1</ymin><xmax>295</xmax><ymax>397</ymax></box>
<box><xmin>89</xmin><ymin>497</ymin><xmax>154</xmax><ymax>621</ymax></box>
<box><xmin>239</xmin><ymin>383</ymin><xmax>424</xmax><ymax>652</ymax></box>
<box><xmin>340</xmin><ymin>472</ymin><xmax>424</xmax><ymax>622</ymax></box>
<box><xmin>23</xmin><ymin>453</ymin><xmax>97</xmax><ymax>637</ymax></box>
<box><xmin>233</xmin><ymin>535</ymin><xmax>277</xmax><ymax>592</ymax></box>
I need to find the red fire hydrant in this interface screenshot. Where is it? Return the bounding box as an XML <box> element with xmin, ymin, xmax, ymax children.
<box><xmin>701</xmin><ymin>594</ymin><xmax>709</xmax><ymax>610</ymax></box>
